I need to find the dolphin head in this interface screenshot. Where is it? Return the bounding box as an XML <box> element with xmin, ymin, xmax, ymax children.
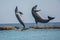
<box><xmin>15</xmin><ymin>6</ymin><xmax>18</xmax><ymax>13</ymax></box>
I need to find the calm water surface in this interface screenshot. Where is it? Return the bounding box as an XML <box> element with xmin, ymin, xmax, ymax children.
<box><xmin>0</xmin><ymin>29</ymin><xmax>60</xmax><ymax>40</ymax></box>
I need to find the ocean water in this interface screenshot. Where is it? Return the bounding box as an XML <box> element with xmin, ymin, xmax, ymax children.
<box><xmin>0</xmin><ymin>22</ymin><xmax>60</xmax><ymax>27</ymax></box>
<box><xmin>0</xmin><ymin>22</ymin><xmax>60</xmax><ymax>40</ymax></box>
<box><xmin>0</xmin><ymin>29</ymin><xmax>60</xmax><ymax>40</ymax></box>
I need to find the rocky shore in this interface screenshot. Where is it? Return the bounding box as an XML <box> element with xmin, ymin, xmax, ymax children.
<box><xmin>30</xmin><ymin>26</ymin><xmax>60</xmax><ymax>29</ymax></box>
<box><xmin>0</xmin><ymin>26</ymin><xmax>19</xmax><ymax>30</ymax></box>
<box><xmin>0</xmin><ymin>26</ymin><xmax>60</xmax><ymax>30</ymax></box>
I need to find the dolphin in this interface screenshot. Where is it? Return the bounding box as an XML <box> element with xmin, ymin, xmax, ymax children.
<box><xmin>31</xmin><ymin>5</ymin><xmax>55</xmax><ymax>24</ymax></box>
<box><xmin>15</xmin><ymin>6</ymin><xmax>25</xmax><ymax>29</ymax></box>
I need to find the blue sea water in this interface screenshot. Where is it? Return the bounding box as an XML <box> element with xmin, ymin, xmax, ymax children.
<box><xmin>0</xmin><ymin>22</ymin><xmax>60</xmax><ymax>40</ymax></box>
<box><xmin>0</xmin><ymin>29</ymin><xmax>60</xmax><ymax>40</ymax></box>
<box><xmin>0</xmin><ymin>22</ymin><xmax>60</xmax><ymax>27</ymax></box>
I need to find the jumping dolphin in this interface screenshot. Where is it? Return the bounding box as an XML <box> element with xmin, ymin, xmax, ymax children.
<box><xmin>15</xmin><ymin>6</ymin><xmax>25</xmax><ymax>29</ymax></box>
<box><xmin>31</xmin><ymin>5</ymin><xmax>55</xmax><ymax>24</ymax></box>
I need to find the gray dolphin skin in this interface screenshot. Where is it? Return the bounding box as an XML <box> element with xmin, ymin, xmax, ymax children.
<box><xmin>15</xmin><ymin>6</ymin><xmax>25</xmax><ymax>29</ymax></box>
<box><xmin>31</xmin><ymin>5</ymin><xmax>55</xmax><ymax>24</ymax></box>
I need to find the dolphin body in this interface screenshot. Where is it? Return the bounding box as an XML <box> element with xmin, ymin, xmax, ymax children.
<box><xmin>31</xmin><ymin>5</ymin><xmax>55</xmax><ymax>24</ymax></box>
<box><xmin>15</xmin><ymin>6</ymin><xmax>25</xmax><ymax>29</ymax></box>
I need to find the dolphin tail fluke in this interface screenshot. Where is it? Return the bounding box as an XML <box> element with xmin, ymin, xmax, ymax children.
<box><xmin>48</xmin><ymin>16</ymin><xmax>55</xmax><ymax>20</ymax></box>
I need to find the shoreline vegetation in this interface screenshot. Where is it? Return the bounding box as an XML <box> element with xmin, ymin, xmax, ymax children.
<box><xmin>0</xmin><ymin>26</ymin><xmax>60</xmax><ymax>30</ymax></box>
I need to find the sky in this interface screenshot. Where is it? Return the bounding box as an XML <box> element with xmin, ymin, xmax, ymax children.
<box><xmin>0</xmin><ymin>0</ymin><xmax>60</xmax><ymax>24</ymax></box>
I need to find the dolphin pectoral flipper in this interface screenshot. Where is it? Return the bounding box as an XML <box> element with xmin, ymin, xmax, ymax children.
<box><xmin>35</xmin><ymin>10</ymin><xmax>41</xmax><ymax>12</ymax></box>
<box><xmin>18</xmin><ymin>12</ymin><xmax>23</xmax><ymax>15</ymax></box>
